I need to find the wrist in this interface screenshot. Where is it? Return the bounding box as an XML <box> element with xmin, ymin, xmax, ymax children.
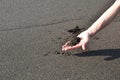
<box><xmin>86</xmin><ymin>29</ymin><xmax>94</xmax><ymax>37</ymax></box>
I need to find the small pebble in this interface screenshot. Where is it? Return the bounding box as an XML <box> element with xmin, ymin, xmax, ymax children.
<box><xmin>62</xmin><ymin>52</ymin><xmax>71</xmax><ymax>56</ymax></box>
<box><xmin>55</xmin><ymin>51</ymin><xmax>61</xmax><ymax>54</ymax></box>
<box><xmin>55</xmin><ymin>51</ymin><xmax>71</xmax><ymax>56</ymax></box>
<box><xmin>43</xmin><ymin>54</ymin><xmax>48</xmax><ymax>56</ymax></box>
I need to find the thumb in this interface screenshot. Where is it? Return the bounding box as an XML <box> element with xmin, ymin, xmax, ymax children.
<box><xmin>82</xmin><ymin>43</ymin><xmax>86</xmax><ymax>51</ymax></box>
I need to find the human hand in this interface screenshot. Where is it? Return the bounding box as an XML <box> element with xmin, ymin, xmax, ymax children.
<box><xmin>62</xmin><ymin>30</ymin><xmax>90</xmax><ymax>51</ymax></box>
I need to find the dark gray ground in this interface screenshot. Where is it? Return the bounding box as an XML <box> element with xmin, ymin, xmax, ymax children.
<box><xmin>0</xmin><ymin>0</ymin><xmax>120</xmax><ymax>80</ymax></box>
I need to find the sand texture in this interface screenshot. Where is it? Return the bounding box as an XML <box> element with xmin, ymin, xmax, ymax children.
<box><xmin>0</xmin><ymin>0</ymin><xmax>120</xmax><ymax>80</ymax></box>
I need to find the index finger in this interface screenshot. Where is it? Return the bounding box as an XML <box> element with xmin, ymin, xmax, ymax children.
<box><xmin>69</xmin><ymin>43</ymin><xmax>82</xmax><ymax>50</ymax></box>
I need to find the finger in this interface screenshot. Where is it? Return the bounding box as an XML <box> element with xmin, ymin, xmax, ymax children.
<box><xmin>62</xmin><ymin>41</ymin><xmax>71</xmax><ymax>51</ymax></box>
<box><xmin>62</xmin><ymin>45</ymin><xmax>67</xmax><ymax>51</ymax></box>
<box><xmin>82</xmin><ymin>42</ymin><xmax>87</xmax><ymax>51</ymax></box>
<box><xmin>64</xmin><ymin>41</ymin><xmax>70</xmax><ymax>46</ymax></box>
<box><xmin>62</xmin><ymin>46</ymin><xmax>69</xmax><ymax>51</ymax></box>
<box><xmin>65</xmin><ymin>39</ymin><xmax>83</xmax><ymax>51</ymax></box>
<box><xmin>62</xmin><ymin>47</ymin><xmax>65</xmax><ymax>51</ymax></box>
<box><xmin>63</xmin><ymin>46</ymin><xmax>72</xmax><ymax>51</ymax></box>
<box><xmin>82</xmin><ymin>44</ymin><xmax>85</xmax><ymax>51</ymax></box>
<box><xmin>64</xmin><ymin>43</ymin><xmax>82</xmax><ymax>51</ymax></box>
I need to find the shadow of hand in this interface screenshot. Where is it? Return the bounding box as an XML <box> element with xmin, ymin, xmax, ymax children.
<box><xmin>73</xmin><ymin>49</ymin><xmax>120</xmax><ymax>61</ymax></box>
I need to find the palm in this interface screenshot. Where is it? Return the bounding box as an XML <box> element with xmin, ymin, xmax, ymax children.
<box><xmin>62</xmin><ymin>31</ymin><xmax>90</xmax><ymax>51</ymax></box>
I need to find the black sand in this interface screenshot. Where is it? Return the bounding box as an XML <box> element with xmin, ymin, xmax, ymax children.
<box><xmin>67</xmin><ymin>26</ymin><xmax>84</xmax><ymax>46</ymax></box>
<box><xmin>0</xmin><ymin>0</ymin><xmax>119</xmax><ymax>80</ymax></box>
<box><xmin>69</xmin><ymin>37</ymin><xmax>81</xmax><ymax>46</ymax></box>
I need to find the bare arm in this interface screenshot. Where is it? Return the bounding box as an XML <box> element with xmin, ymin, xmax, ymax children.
<box><xmin>87</xmin><ymin>0</ymin><xmax>120</xmax><ymax>36</ymax></box>
<box><xmin>62</xmin><ymin>0</ymin><xmax>120</xmax><ymax>51</ymax></box>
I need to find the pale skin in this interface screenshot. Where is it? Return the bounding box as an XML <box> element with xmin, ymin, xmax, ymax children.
<box><xmin>62</xmin><ymin>0</ymin><xmax>120</xmax><ymax>51</ymax></box>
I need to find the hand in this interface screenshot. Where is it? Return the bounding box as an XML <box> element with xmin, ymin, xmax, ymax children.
<box><xmin>62</xmin><ymin>30</ymin><xmax>90</xmax><ymax>51</ymax></box>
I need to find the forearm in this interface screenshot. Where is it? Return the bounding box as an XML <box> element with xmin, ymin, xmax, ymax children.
<box><xmin>87</xmin><ymin>0</ymin><xmax>120</xmax><ymax>36</ymax></box>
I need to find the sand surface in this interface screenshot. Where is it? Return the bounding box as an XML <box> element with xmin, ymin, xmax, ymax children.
<box><xmin>0</xmin><ymin>0</ymin><xmax>120</xmax><ymax>80</ymax></box>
